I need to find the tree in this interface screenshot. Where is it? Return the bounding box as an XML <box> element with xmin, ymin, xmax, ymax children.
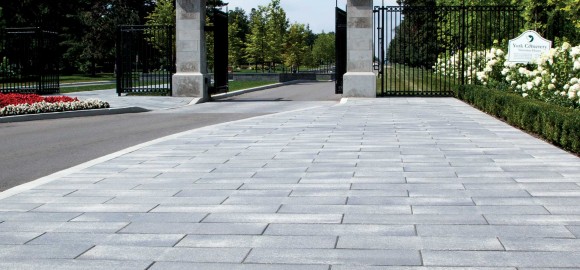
<box><xmin>265</xmin><ymin>0</ymin><xmax>289</xmax><ymax>70</ymax></box>
<box><xmin>79</xmin><ymin>0</ymin><xmax>139</xmax><ymax>75</ymax></box>
<box><xmin>312</xmin><ymin>32</ymin><xmax>335</xmax><ymax>65</ymax></box>
<box><xmin>228</xmin><ymin>8</ymin><xmax>249</xmax><ymax>69</ymax></box>
<box><xmin>283</xmin><ymin>23</ymin><xmax>309</xmax><ymax>70</ymax></box>
<box><xmin>245</xmin><ymin>7</ymin><xmax>268</xmax><ymax>71</ymax></box>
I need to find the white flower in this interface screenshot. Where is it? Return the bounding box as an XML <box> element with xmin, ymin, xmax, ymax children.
<box><xmin>561</xmin><ymin>91</ymin><xmax>567</xmax><ymax>96</ymax></box>
<box><xmin>496</xmin><ymin>49</ymin><xmax>504</xmax><ymax>56</ymax></box>
<box><xmin>511</xmin><ymin>81</ymin><xmax>517</xmax><ymax>86</ymax></box>
<box><xmin>551</xmin><ymin>78</ymin><xmax>557</xmax><ymax>84</ymax></box>
<box><xmin>571</xmin><ymin>46</ymin><xmax>580</xmax><ymax>57</ymax></box>
<box><xmin>522</xmin><ymin>93</ymin><xmax>528</xmax><ymax>97</ymax></box>
<box><xmin>571</xmin><ymin>78</ymin><xmax>579</xmax><ymax>84</ymax></box>
<box><xmin>548</xmin><ymin>84</ymin><xmax>556</xmax><ymax>90</ymax></box>
<box><xmin>526</xmin><ymin>82</ymin><xmax>534</xmax><ymax>90</ymax></box>
<box><xmin>562</xmin><ymin>42</ymin><xmax>571</xmax><ymax>50</ymax></box>
<box><xmin>574</xmin><ymin>61</ymin><xmax>580</xmax><ymax>70</ymax></box>
<box><xmin>533</xmin><ymin>77</ymin><xmax>542</xmax><ymax>86</ymax></box>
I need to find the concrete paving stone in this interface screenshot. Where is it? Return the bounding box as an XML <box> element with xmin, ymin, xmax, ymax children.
<box><xmin>105</xmin><ymin>196</ymin><xmax>227</xmax><ymax>205</ymax></box>
<box><xmin>347</xmin><ymin>197</ymin><xmax>475</xmax><ymax>206</ymax></box>
<box><xmin>0</xmin><ymin>212</ymin><xmax>80</xmax><ymax>222</ymax></box>
<box><xmin>0</xmin><ymin>221</ymin><xmax>128</xmax><ymax>233</ymax></box>
<box><xmin>32</xmin><ymin>203</ymin><xmax>158</xmax><ymax>213</ymax></box>
<box><xmin>567</xmin><ymin>226</ymin><xmax>580</xmax><ymax>237</ymax></box>
<box><xmin>422</xmin><ymin>251</ymin><xmax>580</xmax><ymax>267</ymax></box>
<box><xmin>244</xmin><ymin>248</ymin><xmax>421</xmax><ymax>266</ymax></box>
<box><xmin>343</xmin><ymin>214</ymin><xmax>487</xmax><ymax>225</ymax></box>
<box><xmin>0</xmin><ymin>203</ymin><xmax>43</xmax><ymax>212</ymax></box>
<box><xmin>457</xmin><ymin>172</ymin><xmax>563</xmax><ymax>178</ymax></box>
<box><xmin>405</xmin><ymin>177</ymin><xmax>514</xmax><ymax>184</ymax></box>
<box><xmin>203</xmin><ymin>213</ymin><xmax>342</xmax><ymax>223</ymax></box>
<box><xmin>151</xmin><ymin>205</ymin><xmax>279</xmax><ymax>213</ymax></box>
<box><xmin>80</xmin><ymin>245</ymin><xmax>250</xmax><ymax>263</ymax></box>
<box><xmin>278</xmin><ymin>205</ymin><xmax>411</xmax><ymax>214</ymax></box>
<box><xmin>29</xmin><ymin>232</ymin><xmax>184</xmax><ymax>247</ymax></box>
<box><xmin>241</xmin><ymin>184</ymin><xmax>352</xmax><ymax>190</ymax></box>
<box><xmin>299</xmin><ymin>178</ymin><xmax>406</xmax><ymax>184</ymax></box>
<box><xmin>177</xmin><ymin>235</ymin><xmax>337</xmax><ymax>248</ymax></box>
<box><xmin>528</xmin><ymin>190</ymin><xmax>580</xmax><ymax>197</ymax></box>
<box><xmin>409</xmin><ymin>189</ymin><xmax>531</xmax><ymax>197</ymax></box>
<box><xmin>331</xmin><ymin>266</ymin><xmax>516</xmax><ymax>270</ymax></box>
<box><xmin>175</xmin><ymin>189</ymin><xmax>291</xmax><ymax>197</ymax></box>
<box><xmin>500</xmin><ymin>237</ymin><xmax>580</xmax><ymax>251</ymax></box>
<box><xmin>0</xmin><ymin>232</ymin><xmax>43</xmax><ymax>244</ymax></box>
<box><xmin>417</xmin><ymin>225</ymin><xmax>575</xmax><ymax>238</ymax></box>
<box><xmin>120</xmin><ymin>222</ymin><xmax>267</xmax><ymax>235</ymax></box>
<box><xmin>149</xmin><ymin>262</ymin><xmax>329</xmax><ymax>270</ymax></box>
<box><xmin>544</xmin><ymin>206</ymin><xmax>580</xmax><ymax>214</ymax></box>
<box><xmin>66</xmin><ymin>189</ymin><xmax>180</xmax><ymax>197</ymax></box>
<box><xmin>473</xmin><ymin>197</ymin><xmax>580</xmax><ymax>206</ymax></box>
<box><xmin>352</xmin><ymin>184</ymin><xmax>465</xmax><ymax>191</ymax></box>
<box><xmin>52</xmin><ymin>177</ymin><xmax>105</xmax><ymax>183</ymax></box>
<box><xmin>291</xmin><ymin>189</ymin><xmax>409</xmax><ymax>197</ymax></box>
<box><xmin>71</xmin><ymin>213</ymin><xmax>207</xmax><ymax>223</ymax></box>
<box><xmin>337</xmin><ymin>236</ymin><xmax>503</xmax><ymax>250</ymax></box>
<box><xmin>252</xmin><ymin>172</ymin><xmax>306</xmax><ymax>178</ymax></box>
<box><xmin>135</xmin><ymin>183</ymin><xmax>242</xmax><ymax>190</ymax></box>
<box><xmin>0</xmin><ymin>259</ymin><xmax>152</xmax><ymax>270</ymax></box>
<box><xmin>0</xmin><ymin>196</ymin><xmax>113</xmax><ymax>204</ymax></box>
<box><xmin>464</xmin><ymin>183</ymin><xmax>580</xmax><ymax>190</ymax></box>
<box><xmin>223</xmin><ymin>196</ymin><xmax>347</xmax><ymax>205</ymax></box>
<box><xmin>14</xmin><ymin>189</ymin><xmax>77</xmax><ymax>197</ymax></box>
<box><xmin>412</xmin><ymin>206</ymin><xmax>550</xmax><ymax>215</ymax></box>
<box><xmin>265</xmin><ymin>224</ymin><xmax>416</xmax><ymax>236</ymax></box>
<box><xmin>0</xmin><ymin>244</ymin><xmax>93</xmax><ymax>259</ymax></box>
<box><xmin>34</xmin><ymin>183</ymin><xmax>141</xmax><ymax>190</ymax></box>
<box><xmin>485</xmin><ymin>215</ymin><xmax>580</xmax><ymax>225</ymax></box>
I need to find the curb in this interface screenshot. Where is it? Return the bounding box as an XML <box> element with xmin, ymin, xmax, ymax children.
<box><xmin>0</xmin><ymin>107</ymin><xmax>150</xmax><ymax>123</ymax></box>
<box><xmin>211</xmin><ymin>80</ymin><xmax>314</xmax><ymax>100</ymax></box>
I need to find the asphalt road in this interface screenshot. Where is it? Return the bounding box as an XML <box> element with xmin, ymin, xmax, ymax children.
<box><xmin>0</xmin><ymin>81</ymin><xmax>341</xmax><ymax>191</ymax></box>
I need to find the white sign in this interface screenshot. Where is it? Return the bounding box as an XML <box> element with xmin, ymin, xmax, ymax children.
<box><xmin>507</xmin><ymin>30</ymin><xmax>552</xmax><ymax>64</ymax></box>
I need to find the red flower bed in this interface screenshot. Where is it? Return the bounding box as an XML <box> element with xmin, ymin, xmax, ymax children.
<box><xmin>0</xmin><ymin>93</ymin><xmax>78</xmax><ymax>108</ymax></box>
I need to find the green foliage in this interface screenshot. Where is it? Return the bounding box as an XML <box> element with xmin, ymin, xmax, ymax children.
<box><xmin>146</xmin><ymin>0</ymin><xmax>174</xmax><ymax>26</ymax></box>
<box><xmin>458</xmin><ymin>85</ymin><xmax>580</xmax><ymax>155</ymax></box>
<box><xmin>283</xmin><ymin>23</ymin><xmax>309</xmax><ymax>69</ymax></box>
<box><xmin>265</xmin><ymin>0</ymin><xmax>289</xmax><ymax>66</ymax></box>
<box><xmin>244</xmin><ymin>6</ymin><xmax>268</xmax><ymax>70</ymax></box>
<box><xmin>312</xmin><ymin>32</ymin><xmax>335</xmax><ymax>64</ymax></box>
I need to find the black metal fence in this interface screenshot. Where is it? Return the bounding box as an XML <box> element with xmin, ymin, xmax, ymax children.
<box><xmin>374</xmin><ymin>5</ymin><xmax>523</xmax><ymax>96</ymax></box>
<box><xmin>335</xmin><ymin>7</ymin><xmax>347</xmax><ymax>94</ymax></box>
<box><xmin>0</xmin><ymin>27</ymin><xmax>60</xmax><ymax>94</ymax></box>
<box><xmin>206</xmin><ymin>10</ymin><xmax>229</xmax><ymax>95</ymax></box>
<box><xmin>116</xmin><ymin>25</ymin><xmax>174</xmax><ymax>96</ymax></box>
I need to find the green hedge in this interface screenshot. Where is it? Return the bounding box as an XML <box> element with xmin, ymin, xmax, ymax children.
<box><xmin>457</xmin><ymin>85</ymin><xmax>580</xmax><ymax>155</ymax></box>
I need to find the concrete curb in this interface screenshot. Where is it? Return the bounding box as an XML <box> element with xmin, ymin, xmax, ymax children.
<box><xmin>211</xmin><ymin>80</ymin><xmax>315</xmax><ymax>100</ymax></box>
<box><xmin>0</xmin><ymin>107</ymin><xmax>150</xmax><ymax>123</ymax></box>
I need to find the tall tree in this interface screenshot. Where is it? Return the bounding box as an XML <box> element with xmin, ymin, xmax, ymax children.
<box><xmin>229</xmin><ymin>8</ymin><xmax>249</xmax><ymax>69</ymax></box>
<box><xmin>312</xmin><ymin>32</ymin><xmax>336</xmax><ymax>65</ymax></box>
<box><xmin>79</xmin><ymin>0</ymin><xmax>139</xmax><ymax>75</ymax></box>
<box><xmin>265</xmin><ymin>0</ymin><xmax>289</xmax><ymax>69</ymax></box>
<box><xmin>245</xmin><ymin>7</ymin><xmax>268</xmax><ymax>71</ymax></box>
<box><xmin>283</xmin><ymin>23</ymin><xmax>309</xmax><ymax>70</ymax></box>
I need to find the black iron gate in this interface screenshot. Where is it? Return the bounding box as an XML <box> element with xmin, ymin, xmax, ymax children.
<box><xmin>335</xmin><ymin>7</ymin><xmax>347</xmax><ymax>94</ymax></box>
<box><xmin>206</xmin><ymin>10</ymin><xmax>229</xmax><ymax>95</ymax></box>
<box><xmin>116</xmin><ymin>25</ymin><xmax>174</xmax><ymax>96</ymax></box>
<box><xmin>375</xmin><ymin>5</ymin><xmax>523</xmax><ymax>96</ymax></box>
<box><xmin>0</xmin><ymin>27</ymin><xmax>60</xmax><ymax>94</ymax></box>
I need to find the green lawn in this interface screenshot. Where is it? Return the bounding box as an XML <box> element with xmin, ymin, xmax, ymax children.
<box><xmin>60</xmin><ymin>84</ymin><xmax>117</xmax><ymax>93</ymax></box>
<box><xmin>228</xmin><ymin>81</ymin><xmax>277</xmax><ymax>92</ymax></box>
<box><xmin>376</xmin><ymin>64</ymin><xmax>458</xmax><ymax>96</ymax></box>
<box><xmin>60</xmin><ymin>74</ymin><xmax>115</xmax><ymax>83</ymax></box>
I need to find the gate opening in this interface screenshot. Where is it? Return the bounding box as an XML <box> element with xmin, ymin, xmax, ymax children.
<box><xmin>335</xmin><ymin>7</ymin><xmax>347</xmax><ymax>95</ymax></box>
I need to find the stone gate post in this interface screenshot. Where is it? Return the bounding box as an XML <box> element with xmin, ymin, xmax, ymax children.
<box><xmin>343</xmin><ymin>0</ymin><xmax>376</xmax><ymax>98</ymax></box>
<box><xmin>172</xmin><ymin>0</ymin><xmax>208</xmax><ymax>100</ymax></box>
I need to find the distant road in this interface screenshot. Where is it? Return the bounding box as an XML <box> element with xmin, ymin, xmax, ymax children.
<box><xmin>0</xmin><ymin>81</ymin><xmax>341</xmax><ymax>191</ymax></box>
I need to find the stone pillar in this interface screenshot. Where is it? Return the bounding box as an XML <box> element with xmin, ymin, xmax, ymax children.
<box><xmin>343</xmin><ymin>0</ymin><xmax>376</xmax><ymax>98</ymax></box>
<box><xmin>172</xmin><ymin>0</ymin><xmax>208</xmax><ymax>100</ymax></box>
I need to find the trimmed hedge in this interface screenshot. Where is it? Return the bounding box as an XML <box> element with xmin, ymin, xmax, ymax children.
<box><xmin>457</xmin><ymin>85</ymin><xmax>580</xmax><ymax>155</ymax></box>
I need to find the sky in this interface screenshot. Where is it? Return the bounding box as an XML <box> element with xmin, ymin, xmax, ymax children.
<box><xmin>224</xmin><ymin>0</ymin><xmax>399</xmax><ymax>34</ymax></box>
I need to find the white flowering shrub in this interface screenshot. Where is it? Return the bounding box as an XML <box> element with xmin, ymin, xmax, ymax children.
<box><xmin>0</xmin><ymin>99</ymin><xmax>110</xmax><ymax>117</ymax></box>
<box><xmin>434</xmin><ymin>42</ymin><xmax>580</xmax><ymax>109</ymax></box>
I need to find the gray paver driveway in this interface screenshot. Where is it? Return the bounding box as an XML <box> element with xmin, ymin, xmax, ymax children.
<box><xmin>0</xmin><ymin>97</ymin><xmax>580</xmax><ymax>269</ymax></box>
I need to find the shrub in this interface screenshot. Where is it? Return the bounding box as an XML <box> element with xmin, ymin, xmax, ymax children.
<box><xmin>458</xmin><ymin>85</ymin><xmax>580</xmax><ymax>155</ymax></box>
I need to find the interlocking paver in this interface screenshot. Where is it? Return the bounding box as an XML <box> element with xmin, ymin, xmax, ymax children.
<box><xmin>0</xmin><ymin>97</ymin><xmax>579</xmax><ymax>268</ymax></box>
